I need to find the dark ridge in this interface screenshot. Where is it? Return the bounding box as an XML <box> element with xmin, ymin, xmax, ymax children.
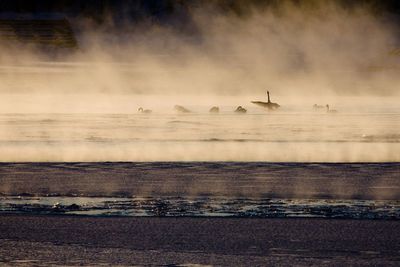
<box><xmin>0</xmin><ymin>18</ymin><xmax>77</xmax><ymax>49</ymax></box>
<box><xmin>0</xmin><ymin>1</ymin><xmax>399</xmax><ymax>24</ymax></box>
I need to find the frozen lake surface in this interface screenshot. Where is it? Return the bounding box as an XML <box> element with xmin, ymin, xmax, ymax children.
<box><xmin>0</xmin><ymin>162</ymin><xmax>399</xmax><ymax>219</ymax></box>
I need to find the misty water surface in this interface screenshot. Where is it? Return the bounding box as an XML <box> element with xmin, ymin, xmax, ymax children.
<box><xmin>0</xmin><ymin>99</ymin><xmax>399</xmax><ymax>161</ymax></box>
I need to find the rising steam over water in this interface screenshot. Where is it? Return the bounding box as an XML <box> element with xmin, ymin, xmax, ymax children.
<box><xmin>0</xmin><ymin>97</ymin><xmax>399</xmax><ymax>162</ymax></box>
<box><xmin>0</xmin><ymin>2</ymin><xmax>399</xmax><ymax>162</ymax></box>
<box><xmin>0</xmin><ymin>2</ymin><xmax>399</xmax><ymax>219</ymax></box>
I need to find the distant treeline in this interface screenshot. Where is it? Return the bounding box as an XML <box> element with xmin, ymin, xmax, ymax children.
<box><xmin>1</xmin><ymin>0</ymin><xmax>399</xmax><ymax>23</ymax></box>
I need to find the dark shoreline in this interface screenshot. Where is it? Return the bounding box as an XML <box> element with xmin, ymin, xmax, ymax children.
<box><xmin>1</xmin><ymin>214</ymin><xmax>399</xmax><ymax>266</ymax></box>
<box><xmin>1</xmin><ymin>212</ymin><xmax>399</xmax><ymax>220</ymax></box>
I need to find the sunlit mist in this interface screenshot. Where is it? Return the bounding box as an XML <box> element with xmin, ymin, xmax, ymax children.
<box><xmin>0</xmin><ymin>1</ymin><xmax>399</xmax><ymax>162</ymax></box>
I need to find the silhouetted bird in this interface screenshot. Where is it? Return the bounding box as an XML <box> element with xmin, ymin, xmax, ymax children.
<box><xmin>251</xmin><ymin>91</ymin><xmax>280</xmax><ymax>110</ymax></box>
<box><xmin>235</xmin><ymin>106</ymin><xmax>247</xmax><ymax>113</ymax></box>
<box><xmin>138</xmin><ymin>107</ymin><xmax>152</xmax><ymax>114</ymax></box>
<box><xmin>174</xmin><ymin>105</ymin><xmax>191</xmax><ymax>113</ymax></box>
<box><xmin>313</xmin><ymin>104</ymin><xmax>325</xmax><ymax>110</ymax></box>
<box><xmin>209</xmin><ymin>106</ymin><xmax>219</xmax><ymax>113</ymax></box>
<box><xmin>326</xmin><ymin>104</ymin><xmax>338</xmax><ymax>113</ymax></box>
